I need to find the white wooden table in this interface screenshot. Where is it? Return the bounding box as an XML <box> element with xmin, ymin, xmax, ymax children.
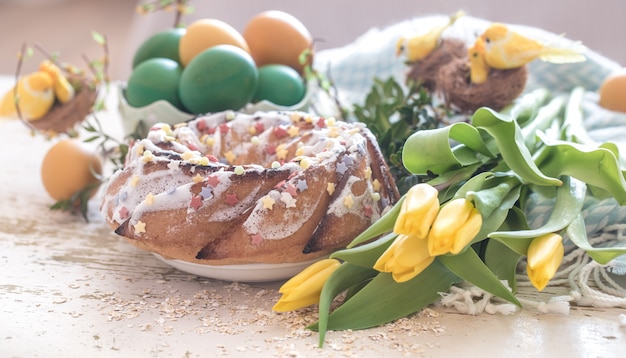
<box><xmin>1</xmin><ymin>76</ymin><xmax>624</xmax><ymax>357</ymax></box>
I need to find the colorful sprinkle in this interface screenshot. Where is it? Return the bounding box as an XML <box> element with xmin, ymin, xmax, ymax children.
<box><xmin>266</xmin><ymin>144</ymin><xmax>276</xmax><ymax>155</ymax></box>
<box><xmin>285</xmin><ymin>184</ymin><xmax>298</xmax><ymax>197</ymax></box>
<box><xmin>130</xmin><ymin>175</ymin><xmax>140</xmax><ymax>187</ymax></box>
<box><xmin>251</xmin><ymin>136</ymin><xmax>261</xmax><ymax>145</ymax></box>
<box><xmin>200</xmin><ymin>186</ymin><xmax>213</xmax><ymax>200</ymax></box>
<box><xmin>276</xmin><ymin>144</ymin><xmax>288</xmax><ymax>160</ymax></box>
<box><xmin>271</xmin><ymin>161</ymin><xmax>281</xmax><ymax>169</ymax></box>
<box><xmin>167</xmin><ymin>161</ymin><xmax>180</xmax><ymax>171</ymax></box>
<box><xmin>190</xmin><ymin>195</ymin><xmax>203</xmax><ymax>210</ymax></box>
<box><xmin>198</xmin><ymin>157</ymin><xmax>210</xmax><ymax>166</ymax></box>
<box><xmin>364</xmin><ymin>167</ymin><xmax>372</xmax><ymax>180</ymax></box>
<box><xmin>336</xmin><ymin>161</ymin><xmax>348</xmax><ymax>175</ymax></box>
<box><xmin>225</xmin><ymin>110</ymin><xmax>236</xmax><ymax>121</ymax></box>
<box><xmin>144</xmin><ymin>192</ymin><xmax>155</xmax><ymax>206</ymax></box>
<box><xmin>203</xmin><ymin>135</ymin><xmax>215</xmax><ymax>146</ymax></box>
<box><xmin>192</xmin><ymin>174</ymin><xmax>204</xmax><ymax>183</ymax></box>
<box><xmin>118</xmin><ymin>206</ymin><xmax>129</xmax><ymax>220</ymax></box>
<box><xmin>280</xmin><ymin>192</ymin><xmax>297</xmax><ymax>208</ymax></box>
<box><xmin>135</xmin><ymin>144</ymin><xmax>145</xmax><ymax>156</ymax></box>
<box><xmin>371</xmin><ymin>192</ymin><xmax>381</xmax><ymax>202</ymax></box>
<box><xmin>343</xmin><ymin>195</ymin><xmax>354</xmax><ymax>209</ymax></box>
<box><xmin>196</xmin><ymin>120</ymin><xmax>207</xmax><ymax>132</ymax></box>
<box><xmin>219</xmin><ymin>123</ymin><xmax>230</xmax><ymax>134</ymax></box>
<box><xmin>254</xmin><ymin>122</ymin><xmax>265</xmax><ymax>134</ymax></box>
<box><xmin>372</xmin><ymin>179</ymin><xmax>381</xmax><ymax>192</ymax></box>
<box><xmin>248</xmin><ymin>125</ymin><xmax>257</xmax><ymax>135</ymax></box>
<box><xmin>295</xmin><ymin>146</ymin><xmax>305</xmax><ymax>157</ymax></box>
<box><xmin>273</xmin><ymin>126</ymin><xmax>288</xmax><ymax>138</ymax></box>
<box><xmin>327</xmin><ymin>182</ymin><xmax>335</xmax><ymax>195</ymax></box>
<box><xmin>225</xmin><ymin>193</ymin><xmax>239</xmax><ymax>206</ymax></box>
<box><xmin>234</xmin><ymin>166</ymin><xmax>245</xmax><ymax>175</ymax></box>
<box><xmin>261</xmin><ymin>195</ymin><xmax>275</xmax><ymax>210</ymax></box>
<box><xmin>224</xmin><ymin>150</ymin><xmax>236</xmax><ymax>164</ymax></box>
<box><xmin>250</xmin><ymin>233</ymin><xmax>264</xmax><ymax>245</ymax></box>
<box><xmin>133</xmin><ymin>220</ymin><xmax>146</xmax><ymax>235</ymax></box>
<box><xmin>181</xmin><ymin>151</ymin><xmax>195</xmax><ymax>161</ymax></box>
<box><xmin>326</xmin><ymin>117</ymin><xmax>337</xmax><ymax>126</ymax></box>
<box><xmin>317</xmin><ymin>117</ymin><xmax>326</xmax><ymax>128</ymax></box>
<box><xmin>296</xmin><ymin>179</ymin><xmax>308</xmax><ymax>192</ymax></box>
<box><xmin>299</xmin><ymin>157</ymin><xmax>311</xmax><ymax>170</ymax></box>
<box><xmin>287</xmin><ymin>125</ymin><xmax>300</xmax><ymax>138</ymax></box>
<box><xmin>207</xmin><ymin>175</ymin><xmax>220</xmax><ymax>187</ymax></box>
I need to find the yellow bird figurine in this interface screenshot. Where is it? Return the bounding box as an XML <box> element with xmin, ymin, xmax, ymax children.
<box><xmin>468</xmin><ymin>37</ymin><xmax>489</xmax><ymax>84</ymax></box>
<box><xmin>479</xmin><ymin>22</ymin><xmax>586</xmax><ymax>69</ymax></box>
<box><xmin>0</xmin><ymin>71</ymin><xmax>55</xmax><ymax>121</ymax></box>
<box><xmin>396</xmin><ymin>10</ymin><xmax>465</xmax><ymax>62</ymax></box>
<box><xmin>40</xmin><ymin>60</ymin><xmax>75</xmax><ymax>104</ymax></box>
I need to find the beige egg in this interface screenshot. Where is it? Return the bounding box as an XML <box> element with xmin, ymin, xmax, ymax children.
<box><xmin>179</xmin><ymin>18</ymin><xmax>249</xmax><ymax>67</ymax></box>
<box><xmin>243</xmin><ymin>10</ymin><xmax>313</xmax><ymax>73</ymax></box>
<box><xmin>599</xmin><ymin>69</ymin><xmax>626</xmax><ymax>112</ymax></box>
<box><xmin>41</xmin><ymin>139</ymin><xmax>102</xmax><ymax>201</ymax></box>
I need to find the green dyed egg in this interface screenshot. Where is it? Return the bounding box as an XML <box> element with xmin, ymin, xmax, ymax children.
<box><xmin>125</xmin><ymin>58</ymin><xmax>184</xmax><ymax>110</ymax></box>
<box><xmin>179</xmin><ymin>45</ymin><xmax>258</xmax><ymax>114</ymax></box>
<box><xmin>253</xmin><ymin>64</ymin><xmax>306</xmax><ymax>106</ymax></box>
<box><xmin>132</xmin><ymin>28</ymin><xmax>186</xmax><ymax>68</ymax></box>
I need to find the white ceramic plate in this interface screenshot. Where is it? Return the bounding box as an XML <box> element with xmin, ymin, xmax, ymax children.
<box><xmin>153</xmin><ymin>254</ymin><xmax>320</xmax><ymax>282</ymax></box>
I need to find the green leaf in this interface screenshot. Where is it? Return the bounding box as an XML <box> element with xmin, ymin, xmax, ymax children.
<box><xmin>484</xmin><ymin>239</ymin><xmax>522</xmax><ymax>292</ymax></box>
<box><xmin>309</xmin><ymin>260</ymin><xmax>459</xmax><ymax>332</ymax></box>
<box><xmin>489</xmin><ymin>176</ymin><xmax>586</xmax><ymax>240</ymax></box>
<box><xmin>471</xmin><ymin>107</ymin><xmax>562</xmax><ymax>187</ymax></box>
<box><xmin>331</xmin><ymin>232</ymin><xmax>396</xmax><ymax>267</ymax></box>
<box><xmin>501</xmin><ymin>87</ymin><xmax>551</xmax><ymax>126</ymax></box>
<box><xmin>402</xmin><ymin>122</ymin><xmax>492</xmax><ymax>175</ymax></box>
<box><xmin>535</xmin><ymin>134</ymin><xmax>626</xmax><ymax>205</ymax></box>
<box><xmin>565</xmin><ymin>214</ymin><xmax>626</xmax><ymax>265</ymax></box>
<box><xmin>439</xmin><ymin>249</ymin><xmax>520</xmax><ymax>306</ymax></box>
<box><xmin>520</xmin><ymin>95</ymin><xmax>566</xmax><ymax>149</ymax></box>
<box><xmin>312</xmin><ymin>262</ymin><xmax>378</xmax><ymax>347</ymax></box>
<box><xmin>91</xmin><ymin>31</ymin><xmax>106</xmax><ymax>46</ymax></box>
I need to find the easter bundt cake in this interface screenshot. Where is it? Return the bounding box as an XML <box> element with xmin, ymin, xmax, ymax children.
<box><xmin>101</xmin><ymin>110</ymin><xmax>399</xmax><ymax>265</ymax></box>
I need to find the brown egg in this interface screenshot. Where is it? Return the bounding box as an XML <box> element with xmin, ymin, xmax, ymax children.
<box><xmin>41</xmin><ymin>139</ymin><xmax>103</xmax><ymax>201</ymax></box>
<box><xmin>179</xmin><ymin>19</ymin><xmax>249</xmax><ymax>67</ymax></box>
<box><xmin>243</xmin><ymin>10</ymin><xmax>313</xmax><ymax>73</ymax></box>
<box><xmin>599</xmin><ymin>69</ymin><xmax>626</xmax><ymax>112</ymax></box>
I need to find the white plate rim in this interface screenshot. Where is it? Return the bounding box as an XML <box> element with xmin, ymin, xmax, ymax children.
<box><xmin>153</xmin><ymin>254</ymin><xmax>322</xmax><ymax>283</ymax></box>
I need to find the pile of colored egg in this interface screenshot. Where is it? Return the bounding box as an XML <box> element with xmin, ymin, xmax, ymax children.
<box><xmin>125</xmin><ymin>10</ymin><xmax>313</xmax><ymax>114</ymax></box>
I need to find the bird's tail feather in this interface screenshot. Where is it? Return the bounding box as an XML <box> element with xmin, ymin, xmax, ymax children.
<box><xmin>539</xmin><ymin>41</ymin><xmax>587</xmax><ymax>64</ymax></box>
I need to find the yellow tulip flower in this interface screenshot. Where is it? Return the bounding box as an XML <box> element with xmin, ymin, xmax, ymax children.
<box><xmin>273</xmin><ymin>258</ymin><xmax>341</xmax><ymax>312</ymax></box>
<box><xmin>374</xmin><ymin>234</ymin><xmax>435</xmax><ymax>283</ymax></box>
<box><xmin>526</xmin><ymin>233</ymin><xmax>564</xmax><ymax>291</ymax></box>
<box><xmin>393</xmin><ymin>183</ymin><xmax>439</xmax><ymax>238</ymax></box>
<box><xmin>427</xmin><ymin>198</ymin><xmax>482</xmax><ymax>256</ymax></box>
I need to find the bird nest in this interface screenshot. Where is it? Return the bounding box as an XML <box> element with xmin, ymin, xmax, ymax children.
<box><xmin>404</xmin><ymin>38</ymin><xmax>528</xmax><ymax>113</ymax></box>
<box><xmin>23</xmin><ymin>74</ymin><xmax>99</xmax><ymax>136</ymax></box>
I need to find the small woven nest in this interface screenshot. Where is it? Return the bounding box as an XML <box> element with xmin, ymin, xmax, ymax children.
<box><xmin>437</xmin><ymin>58</ymin><xmax>528</xmax><ymax>113</ymax></box>
<box><xmin>405</xmin><ymin>38</ymin><xmax>467</xmax><ymax>91</ymax></box>
<box><xmin>403</xmin><ymin>37</ymin><xmax>528</xmax><ymax>113</ymax></box>
<box><xmin>25</xmin><ymin>74</ymin><xmax>98</xmax><ymax>135</ymax></box>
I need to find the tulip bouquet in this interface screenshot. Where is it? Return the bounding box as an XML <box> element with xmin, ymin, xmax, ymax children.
<box><xmin>273</xmin><ymin>84</ymin><xmax>626</xmax><ymax>346</ymax></box>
